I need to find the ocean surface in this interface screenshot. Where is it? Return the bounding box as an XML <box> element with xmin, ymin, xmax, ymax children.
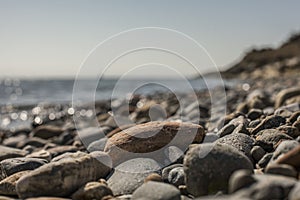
<box><xmin>0</xmin><ymin>78</ymin><xmax>229</xmax><ymax>106</ymax></box>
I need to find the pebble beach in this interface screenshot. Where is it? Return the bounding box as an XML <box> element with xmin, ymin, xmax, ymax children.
<box><xmin>0</xmin><ymin>74</ymin><xmax>299</xmax><ymax>200</ymax></box>
<box><xmin>1</xmin><ymin>35</ymin><xmax>300</xmax><ymax>200</ymax></box>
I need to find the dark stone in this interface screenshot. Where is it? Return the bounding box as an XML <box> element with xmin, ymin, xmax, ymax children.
<box><xmin>252</xmin><ymin>115</ymin><xmax>286</xmax><ymax>135</ymax></box>
<box><xmin>168</xmin><ymin>167</ymin><xmax>185</xmax><ymax>187</ymax></box>
<box><xmin>217</xmin><ymin>133</ymin><xmax>255</xmax><ymax>161</ymax></box>
<box><xmin>107</xmin><ymin>158</ymin><xmax>162</xmax><ymax>196</ymax></box>
<box><xmin>184</xmin><ymin>143</ymin><xmax>253</xmax><ymax>196</ymax></box>
<box><xmin>0</xmin><ymin>157</ymin><xmax>47</xmax><ymax>181</ymax></box>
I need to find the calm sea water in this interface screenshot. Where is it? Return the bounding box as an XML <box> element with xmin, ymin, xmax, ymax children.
<box><xmin>0</xmin><ymin>78</ymin><xmax>228</xmax><ymax>106</ymax></box>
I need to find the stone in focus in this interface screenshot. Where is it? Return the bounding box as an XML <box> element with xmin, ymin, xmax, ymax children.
<box><xmin>107</xmin><ymin>158</ymin><xmax>161</xmax><ymax>196</ymax></box>
<box><xmin>104</xmin><ymin>121</ymin><xmax>204</xmax><ymax>165</ymax></box>
<box><xmin>184</xmin><ymin>143</ymin><xmax>253</xmax><ymax>197</ymax></box>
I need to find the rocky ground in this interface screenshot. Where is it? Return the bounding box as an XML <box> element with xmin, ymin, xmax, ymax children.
<box><xmin>0</xmin><ymin>74</ymin><xmax>300</xmax><ymax>200</ymax></box>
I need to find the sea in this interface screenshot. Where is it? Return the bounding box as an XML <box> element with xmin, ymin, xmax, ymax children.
<box><xmin>0</xmin><ymin>77</ymin><xmax>231</xmax><ymax>106</ymax></box>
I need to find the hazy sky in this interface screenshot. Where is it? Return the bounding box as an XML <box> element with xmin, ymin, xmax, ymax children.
<box><xmin>0</xmin><ymin>0</ymin><xmax>300</xmax><ymax>78</ymax></box>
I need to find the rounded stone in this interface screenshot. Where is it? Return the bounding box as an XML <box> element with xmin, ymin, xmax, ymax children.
<box><xmin>270</xmin><ymin>140</ymin><xmax>299</xmax><ymax>162</ymax></box>
<box><xmin>168</xmin><ymin>167</ymin><xmax>185</xmax><ymax>187</ymax></box>
<box><xmin>144</xmin><ymin>173</ymin><xmax>162</xmax><ymax>183</ymax></box>
<box><xmin>247</xmin><ymin>109</ymin><xmax>263</xmax><ymax>120</ymax></box>
<box><xmin>250</xmin><ymin>146</ymin><xmax>266</xmax><ymax>163</ymax></box>
<box><xmin>131</xmin><ymin>181</ymin><xmax>181</xmax><ymax>200</ymax></box>
<box><xmin>31</xmin><ymin>125</ymin><xmax>64</xmax><ymax>139</ymax></box>
<box><xmin>104</xmin><ymin>121</ymin><xmax>205</xmax><ymax>166</ymax></box>
<box><xmin>228</xmin><ymin>169</ymin><xmax>256</xmax><ymax>193</ymax></box>
<box><xmin>72</xmin><ymin>182</ymin><xmax>113</xmax><ymax>200</ymax></box>
<box><xmin>257</xmin><ymin>153</ymin><xmax>273</xmax><ymax>168</ymax></box>
<box><xmin>16</xmin><ymin>152</ymin><xmax>112</xmax><ymax>198</ymax></box>
<box><xmin>252</xmin><ymin>116</ymin><xmax>286</xmax><ymax>135</ymax></box>
<box><xmin>217</xmin><ymin>133</ymin><xmax>255</xmax><ymax>161</ymax></box>
<box><xmin>216</xmin><ymin>124</ymin><xmax>235</xmax><ymax>138</ymax></box>
<box><xmin>161</xmin><ymin>164</ymin><xmax>183</xmax><ymax>182</ymax></box>
<box><xmin>107</xmin><ymin>158</ymin><xmax>162</xmax><ymax>196</ymax></box>
<box><xmin>0</xmin><ymin>157</ymin><xmax>47</xmax><ymax>181</ymax></box>
<box><xmin>275</xmin><ymin>87</ymin><xmax>300</xmax><ymax>108</ymax></box>
<box><xmin>265</xmin><ymin>163</ymin><xmax>297</xmax><ymax>178</ymax></box>
<box><xmin>87</xmin><ymin>138</ymin><xmax>108</xmax><ymax>152</ymax></box>
<box><xmin>255</xmin><ymin>129</ymin><xmax>293</xmax><ymax>147</ymax></box>
<box><xmin>277</xmin><ymin>125</ymin><xmax>300</xmax><ymax>138</ymax></box>
<box><xmin>276</xmin><ymin>145</ymin><xmax>300</xmax><ymax>170</ymax></box>
<box><xmin>184</xmin><ymin>143</ymin><xmax>253</xmax><ymax>197</ymax></box>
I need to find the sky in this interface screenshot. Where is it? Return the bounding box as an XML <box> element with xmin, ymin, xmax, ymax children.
<box><xmin>0</xmin><ymin>0</ymin><xmax>300</xmax><ymax>78</ymax></box>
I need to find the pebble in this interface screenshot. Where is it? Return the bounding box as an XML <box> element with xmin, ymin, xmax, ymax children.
<box><xmin>236</xmin><ymin>174</ymin><xmax>297</xmax><ymax>200</ymax></box>
<box><xmin>0</xmin><ymin>146</ymin><xmax>27</xmax><ymax>162</ymax></box>
<box><xmin>247</xmin><ymin>109</ymin><xmax>263</xmax><ymax>120</ymax></box>
<box><xmin>257</xmin><ymin>153</ymin><xmax>273</xmax><ymax>168</ymax></box>
<box><xmin>288</xmin><ymin>110</ymin><xmax>300</xmax><ymax>123</ymax></box>
<box><xmin>250</xmin><ymin>145</ymin><xmax>266</xmax><ymax>163</ymax></box>
<box><xmin>16</xmin><ymin>151</ymin><xmax>112</xmax><ymax>198</ymax></box>
<box><xmin>216</xmin><ymin>124</ymin><xmax>235</xmax><ymax>137</ymax></box>
<box><xmin>51</xmin><ymin>151</ymin><xmax>87</xmax><ymax>162</ymax></box>
<box><xmin>294</xmin><ymin>119</ymin><xmax>300</xmax><ymax>132</ymax></box>
<box><xmin>265</xmin><ymin>163</ymin><xmax>298</xmax><ymax>178</ymax></box>
<box><xmin>277</xmin><ymin>125</ymin><xmax>300</xmax><ymax>138</ymax></box>
<box><xmin>87</xmin><ymin>137</ymin><xmax>108</xmax><ymax>152</ymax></box>
<box><xmin>228</xmin><ymin>169</ymin><xmax>255</xmax><ymax>193</ymax></box>
<box><xmin>0</xmin><ymin>157</ymin><xmax>47</xmax><ymax>181</ymax></box>
<box><xmin>144</xmin><ymin>173</ymin><xmax>163</xmax><ymax>183</ymax></box>
<box><xmin>26</xmin><ymin>150</ymin><xmax>52</xmax><ymax>162</ymax></box>
<box><xmin>16</xmin><ymin>137</ymin><xmax>49</xmax><ymax>149</ymax></box>
<box><xmin>72</xmin><ymin>181</ymin><xmax>113</xmax><ymax>200</ymax></box>
<box><xmin>0</xmin><ymin>171</ymin><xmax>30</xmax><ymax>195</ymax></box>
<box><xmin>184</xmin><ymin>143</ymin><xmax>253</xmax><ymax>196</ymax></box>
<box><xmin>31</xmin><ymin>125</ymin><xmax>64</xmax><ymax>139</ymax></box>
<box><xmin>107</xmin><ymin>158</ymin><xmax>161</xmax><ymax>196</ymax></box>
<box><xmin>217</xmin><ymin>133</ymin><xmax>255</xmax><ymax>161</ymax></box>
<box><xmin>104</xmin><ymin>121</ymin><xmax>204</xmax><ymax>165</ymax></box>
<box><xmin>131</xmin><ymin>181</ymin><xmax>181</xmax><ymax>200</ymax></box>
<box><xmin>275</xmin><ymin>87</ymin><xmax>300</xmax><ymax>108</ymax></box>
<box><xmin>252</xmin><ymin>115</ymin><xmax>286</xmax><ymax>135</ymax></box>
<box><xmin>270</xmin><ymin>140</ymin><xmax>299</xmax><ymax>162</ymax></box>
<box><xmin>255</xmin><ymin>129</ymin><xmax>293</xmax><ymax>147</ymax></box>
<box><xmin>161</xmin><ymin>164</ymin><xmax>183</xmax><ymax>182</ymax></box>
<box><xmin>276</xmin><ymin>145</ymin><xmax>300</xmax><ymax>170</ymax></box>
<box><xmin>168</xmin><ymin>167</ymin><xmax>185</xmax><ymax>187</ymax></box>
<box><xmin>2</xmin><ymin>134</ymin><xmax>27</xmax><ymax>148</ymax></box>
<box><xmin>47</xmin><ymin>145</ymin><xmax>78</xmax><ymax>158</ymax></box>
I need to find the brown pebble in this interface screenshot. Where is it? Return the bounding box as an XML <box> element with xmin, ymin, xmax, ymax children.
<box><xmin>144</xmin><ymin>173</ymin><xmax>162</xmax><ymax>183</ymax></box>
